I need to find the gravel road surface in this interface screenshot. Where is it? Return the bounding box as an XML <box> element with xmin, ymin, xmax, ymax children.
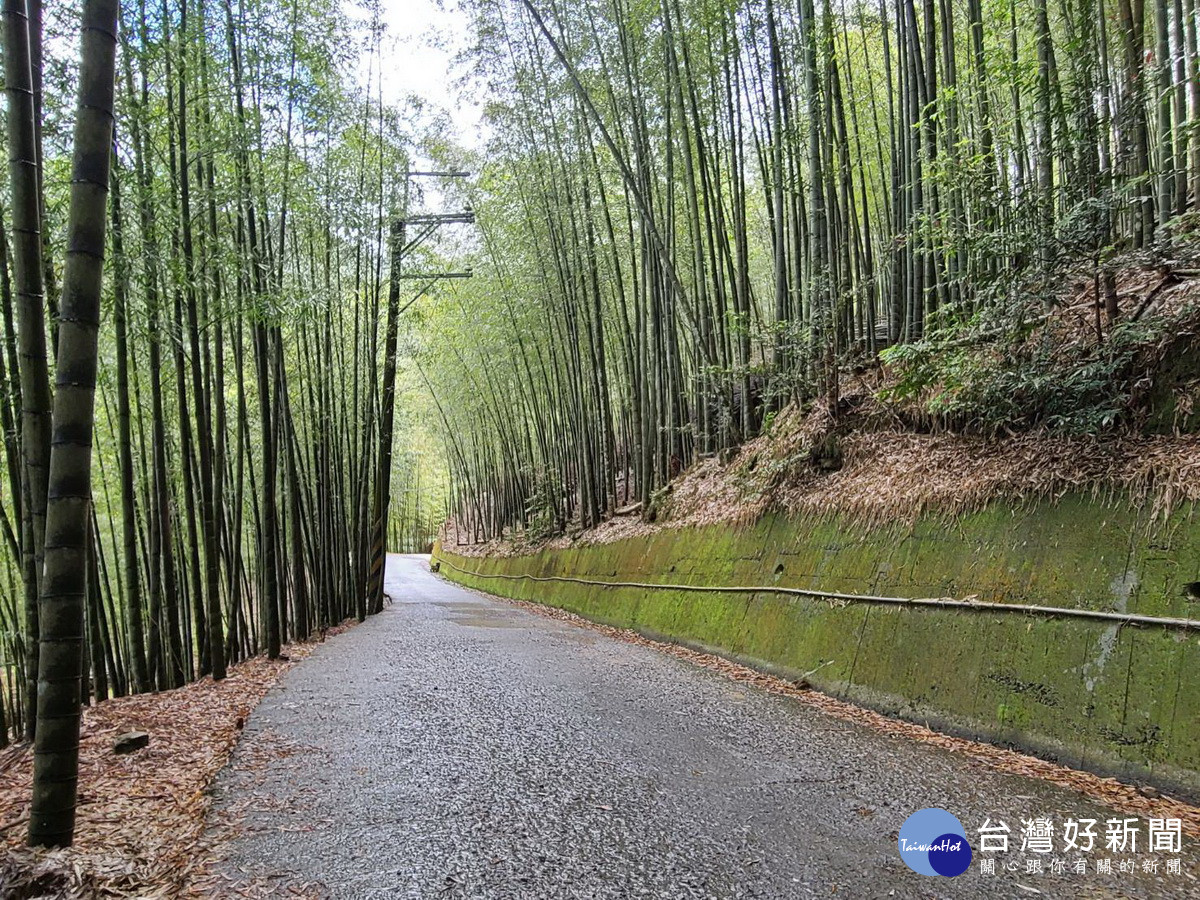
<box><xmin>210</xmin><ymin>554</ymin><xmax>1200</xmax><ymax>898</ymax></box>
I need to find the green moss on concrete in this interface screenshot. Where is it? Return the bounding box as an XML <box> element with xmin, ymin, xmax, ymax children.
<box><xmin>434</xmin><ymin>495</ymin><xmax>1200</xmax><ymax>796</ymax></box>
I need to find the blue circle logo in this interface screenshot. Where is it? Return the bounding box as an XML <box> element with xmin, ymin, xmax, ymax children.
<box><xmin>897</xmin><ymin>808</ymin><xmax>973</xmax><ymax>877</ymax></box>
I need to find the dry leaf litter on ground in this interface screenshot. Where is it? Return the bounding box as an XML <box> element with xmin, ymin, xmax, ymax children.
<box><xmin>0</xmin><ymin>621</ymin><xmax>355</xmax><ymax>899</ymax></box>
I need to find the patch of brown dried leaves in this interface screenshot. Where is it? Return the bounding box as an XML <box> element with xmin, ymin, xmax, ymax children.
<box><xmin>0</xmin><ymin>623</ymin><xmax>355</xmax><ymax>899</ymax></box>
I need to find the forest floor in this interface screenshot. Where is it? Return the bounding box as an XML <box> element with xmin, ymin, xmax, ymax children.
<box><xmin>0</xmin><ymin>622</ymin><xmax>356</xmax><ymax>899</ymax></box>
<box><xmin>448</xmin><ymin>263</ymin><xmax>1200</xmax><ymax>557</ymax></box>
<box><xmin>210</xmin><ymin>554</ymin><xmax>1200</xmax><ymax>898</ymax></box>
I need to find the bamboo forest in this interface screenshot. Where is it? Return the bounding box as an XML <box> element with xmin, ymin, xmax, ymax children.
<box><xmin>3</xmin><ymin>0</ymin><xmax>1200</xmax><ymax>893</ymax></box>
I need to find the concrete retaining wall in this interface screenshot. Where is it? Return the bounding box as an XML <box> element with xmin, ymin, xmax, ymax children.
<box><xmin>433</xmin><ymin>495</ymin><xmax>1200</xmax><ymax>796</ymax></box>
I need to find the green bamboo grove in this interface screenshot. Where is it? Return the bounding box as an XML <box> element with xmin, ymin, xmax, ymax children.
<box><xmin>421</xmin><ymin>0</ymin><xmax>1200</xmax><ymax>544</ymax></box>
<box><xmin>0</xmin><ymin>0</ymin><xmax>448</xmax><ymax>834</ymax></box>
<box><xmin>2</xmin><ymin>0</ymin><xmax>1199</xmax><ymax>850</ymax></box>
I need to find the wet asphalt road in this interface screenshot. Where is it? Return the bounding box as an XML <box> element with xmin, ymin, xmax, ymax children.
<box><xmin>210</xmin><ymin>554</ymin><xmax>1200</xmax><ymax>899</ymax></box>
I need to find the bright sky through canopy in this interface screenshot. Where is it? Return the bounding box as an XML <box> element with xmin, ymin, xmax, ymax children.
<box><xmin>366</xmin><ymin>0</ymin><xmax>484</xmax><ymax>152</ymax></box>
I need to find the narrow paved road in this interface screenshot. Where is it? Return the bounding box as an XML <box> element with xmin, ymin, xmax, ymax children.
<box><xmin>211</xmin><ymin>554</ymin><xmax>1199</xmax><ymax>899</ymax></box>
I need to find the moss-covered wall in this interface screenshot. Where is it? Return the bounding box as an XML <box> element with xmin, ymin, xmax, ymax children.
<box><xmin>433</xmin><ymin>495</ymin><xmax>1200</xmax><ymax>797</ymax></box>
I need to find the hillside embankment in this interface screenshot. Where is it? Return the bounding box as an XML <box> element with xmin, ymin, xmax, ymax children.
<box><xmin>436</xmin><ymin>496</ymin><xmax>1200</xmax><ymax>797</ymax></box>
<box><xmin>437</xmin><ymin>266</ymin><xmax>1200</xmax><ymax>796</ymax></box>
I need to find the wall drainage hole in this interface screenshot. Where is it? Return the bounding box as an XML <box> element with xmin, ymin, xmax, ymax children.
<box><xmin>1184</xmin><ymin>582</ymin><xmax>1200</xmax><ymax>601</ymax></box>
<box><xmin>774</xmin><ymin>563</ymin><xmax>785</xmax><ymax>576</ymax></box>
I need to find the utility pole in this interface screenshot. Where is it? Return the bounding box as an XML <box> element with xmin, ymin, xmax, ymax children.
<box><xmin>366</xmin><ymin>171</ymin><xmax>474</xmax><ymax>612</ymax></box>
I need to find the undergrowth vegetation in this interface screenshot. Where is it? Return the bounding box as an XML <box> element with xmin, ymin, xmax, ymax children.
<box><xmin>878</xmin><ymin>264</ymin><xmax>1200</xmax><ymax>436</ymax></box>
